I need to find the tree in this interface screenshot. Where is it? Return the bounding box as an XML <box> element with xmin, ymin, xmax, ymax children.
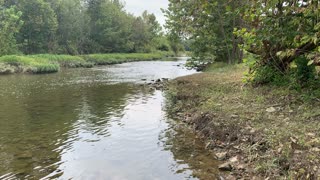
<box><xmin>52</xmin><ymin>0</ymin><xmax>90</xmax><ymax>54</ymax></box>
<box><xmin>17</xmin><ymin>0</ymin><xmax>58</xmax><ymax>54</ymax></box>
<box><xmin>235</xmin><ymin>0</ymin><xmax>320</xmax><ymax>84</ymax></box>
<box><xmin>130</xmin><ymin>11</ymin><xmax>163</xmax><ymax>52</ymax></box>
<box><xmin>87</xmin><ymin>0</ymin><xmax>133</xmax><ymax>53</ymax></box>
<box><xmin>164</xmin><ymin>0</ymin><xmax>244</xmax><ymax>65</ymax></box>
<box><xmin>0</xmin><ymin>2</ymin><xmax>23</xmax><ymax>56</ymax></box>
<box><xmin>0</xmin><ymin>0</ymin><xmax>167</xmax><ymax>55</ymax></box>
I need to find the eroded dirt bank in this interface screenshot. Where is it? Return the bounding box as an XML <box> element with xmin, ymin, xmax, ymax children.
<box><xmin>166</xmin><ymin>65</ymin><xmax>320</xmax><ymax>179</ymax></box>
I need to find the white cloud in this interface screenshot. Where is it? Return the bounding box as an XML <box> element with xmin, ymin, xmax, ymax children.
<box><xmin>123</xmin><ymin>0</ymin><xmax>168</xmax><ymax>26</ymax></box>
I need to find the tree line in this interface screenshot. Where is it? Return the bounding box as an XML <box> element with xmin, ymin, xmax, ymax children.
<box><xmin>0</xmin><ymin>0</ymin><xmax>172</xmax><ymax>56</ymax></box>
<box><xmin>164</xmin><ymin>0</ymin><xmax>320</xmax><ymax>85</ymax></box>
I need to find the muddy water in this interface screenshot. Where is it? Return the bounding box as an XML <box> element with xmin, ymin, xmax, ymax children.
<box><xmin>0</xmin><ymin>58</ymin><xmax>220</xmax><ymax>180</ymax></box>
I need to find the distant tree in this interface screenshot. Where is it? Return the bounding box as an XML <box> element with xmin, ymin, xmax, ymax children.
<box><xmin>0</xmin><ymin>2</ymin><xmax>23</xmax><ymax>56</ymax></box>
<box><xmin>164</xmin><ymin>0</ymin><xmax>243</xmax><ymax>64</ymax></box>
<box><xmin>86</xmin><ymin>0</ymin><xmax>133</xmax><ymax>53</ymax></box>
<box><xmin>0</xmin><ymin>0</ymin><xmax>168</xmax><ymax>55</ymax></box>
<box><xmin>131</xmin><ymin>11</ymin><xmax>163</xmax><ymax>52</ymax></box>
<box><xmin>17</xmin><ymin>0</ymin><xmax>58</xmax><ymax>54</ymax></box>
<box><xmin>51</xmin><ymin>0</ymin><xmax>90</xmax><ymax>54</ymax></box>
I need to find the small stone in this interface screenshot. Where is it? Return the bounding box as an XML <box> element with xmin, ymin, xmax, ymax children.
<box><xmin>311</xmin><ymin>147</ymin><xmax>320</xmax><ymax>152</ymax></box>
<box><xmin>250</xmin><ymin>129</ymin><xmax>256</xmax><ymax>134</ymax></box>
<box><xmin>313</xmin><ymin>166</ymin><xmax>318</xmax><ymax>171</ymax></box>
<box><xmin>177</xmin><ymin>112</ymin><xmax>183</xmax><ymax>116</ymax></box>
<box><xmin>223</xmin><ymin>175</ymin><xmax>236</xmax><ymax>180</ymax></box>
<box><xmin>205</xmin><ymin>142</ymin><xmax>211</xmax><ymax>149</ymax></box>
<box><xmin>215</xmin><ymin>152</ymin><xmax>227</xmax><ymax>160</ymax></box>
<box><xmin>218</xmin><ymin>162</ymin><xmax>232</xmax><ymax>171</ymax></box>
<box><xmin>236</xmin><ymin>164</ymin><xmax>246</xmax><ymax>171</ymax></box>
<box><xmin>229</xmin><ymin>156</ymin><xmax>239</xmax><ymax>163</ymax></box>
<box><xmin>294</xmin><ymin>150</ymin><xmax>303</xmax><ymax>154</ymax></box>
<box><xmin>230</xmin><ymin>114</ymin><xmax>239</xmax><ymax>118</ymax></box>
<box><xmin>290</xmin><ymin>137</ymin><xmax>298</xmax><ymax>143</ymax></box>
<box><xmin>307</xmin><ymin>133</ymin><xmax>316</xmax><ymax>137</ymax></box>
<box><xmin>266</xmin><ymin>107</ymin><xmax>276</xmax><ymax>113</ymax></box>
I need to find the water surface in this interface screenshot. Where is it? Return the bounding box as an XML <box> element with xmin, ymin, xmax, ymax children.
<box><xmin>0</xmin><ymin>58</ymin><xmax>220</xmax><ymax>179</ymax></box>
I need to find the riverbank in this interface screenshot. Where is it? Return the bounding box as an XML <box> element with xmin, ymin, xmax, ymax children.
<box><xmin>166</xmin><ymin>63</ymin><xmax>320</xmax><ymax>179</ymax></box>
<box><xmin>0</xmin><ymin>52</ymin><xmax>173</xmax><ymax>74</ymax></box>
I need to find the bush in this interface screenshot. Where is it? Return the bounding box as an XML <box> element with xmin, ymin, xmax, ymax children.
<box><xmin>246</xmin><ymin>55</ymin><xmax>318</xmax><ymax>88</ymax></box>
<box><xmin>294</xmin><ymin>56</ymin><xmax>316</xmax><ymax>86</ymax></box>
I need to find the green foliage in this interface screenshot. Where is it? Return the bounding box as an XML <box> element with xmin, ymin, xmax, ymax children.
<box><xmin>165</xmin><ymin>0</ymin><xmax>320</xmax><ymax>86</ymax></box>
<box><xmin>235</xmin><ymin>0</ymin><xmax>320</xmax><ymax>85</ymax></box>
<box><xmin>251</xmin><ymin>63</ymin><xmax>287</xmax><ymax>86</ymax></box>
<box><xmin>164</xmin><ymin>0</ymin><xmax>244</xmax><ymax>66</ymax></box>
<box><xmin>53</xmin><ymin>0</ymin><xmax>89</xmax><ymax>55</ymax></box>
<box><xmin>0</xmin><ymin>0</ymin><xmax>169</xmax><ymax>56</ymax></box>
<box><xmin>0</xmin><ymin>5</ymin><xmax>23</xmax><ymax>56</ymax></box>
<box><xmin>17</xmin><ymin>0</ymin><xmax>58</xmax><ymax>54</ymax></box>
<box><xmin>294</xmin><ymin>56</ymin><xmax>316</xmax><ymax>86</ymax></box>
<box><xmin>87</xmin><ymin>0</ymin><xmax>133</xmax><ymax>53</ymax></box>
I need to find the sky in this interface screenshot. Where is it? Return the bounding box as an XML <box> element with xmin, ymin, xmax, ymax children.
<box><xmin>124</xmin><ymin>0</ymin><xmax>169</xmax><ymax>26</ymax></box>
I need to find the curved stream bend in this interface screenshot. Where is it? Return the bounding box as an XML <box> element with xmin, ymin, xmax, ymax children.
<box><xmin>0</xmin><ymin>58</ymin><xmax>219</xmax><ymax>180</ymax></box>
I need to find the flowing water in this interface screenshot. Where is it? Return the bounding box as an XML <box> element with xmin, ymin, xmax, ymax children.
<box><xmin>0</xmin><ymin>58</ymin><xmax>220</xmax><ymax>180</ymax></box>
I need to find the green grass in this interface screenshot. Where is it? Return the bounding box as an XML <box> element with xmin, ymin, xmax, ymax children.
<box><xmin>83</xmin><ymin>53</ymin><xmax>166</xmax><ymax>65</ymax></box>
<box><xmin>204</xmin><ymin>62</ymin><xmax>245</xmax><ymax>72</ymax></box>
<box><xmin>0</xmin><ymin>55</ymin><xmax>60</xmax><ymax>74</ymax></box>
<box><xmin>30</xmin><ymin>54</ymin><xmax>94</xmax><ymax>68</ymax></box>
<box><xmin>0</xmin><ymin>52</ymin><xmax>172</xmax><ymax>74</ymax></box>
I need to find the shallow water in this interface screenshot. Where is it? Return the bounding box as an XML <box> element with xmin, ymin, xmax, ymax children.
<box><xmin>0</xmin><ymin>58</ymin><xmax>220</xmax><ymax>180</ymax></box>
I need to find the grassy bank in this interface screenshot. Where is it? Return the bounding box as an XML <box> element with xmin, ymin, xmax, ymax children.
<box><xmin>167</xmin><ymin>63</ymin><xmax>320</xmax><ymax>179</ymax></box>
<box><xmin>84</xmin><ymin>52</ymin><xmax>170</xmax><ymax>65</ymax></box>
<box><xmin>0</xmin><ymin>52</ymin><xmax>173</xmax><ymax>74</ymax></box>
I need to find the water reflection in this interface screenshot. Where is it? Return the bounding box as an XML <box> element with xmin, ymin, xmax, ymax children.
<box><xmin>0</xmin><ymin>59</ymin><xmax>218</xmax><ymax>180</ymax></box>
